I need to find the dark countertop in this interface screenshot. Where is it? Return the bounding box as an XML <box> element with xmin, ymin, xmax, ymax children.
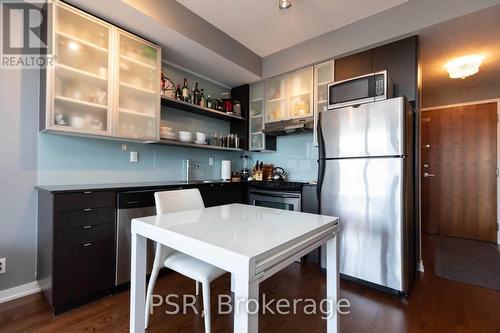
<box><xmin>36</xmin><ymin>179</ymin><xmax>316</xmax><ymax>193</ymax></box>
<box><xmin>36</xmin><ymin>180</ymin><xmax>243</xmax><ymax>193</ymax></box>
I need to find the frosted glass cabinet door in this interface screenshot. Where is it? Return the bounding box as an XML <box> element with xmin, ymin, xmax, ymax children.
<box><xmin>115</xmin><ymin>30</ymin><xmax>161</xmax><ymax>140</ymax></box>
<box><xmin>266</xmin><ymin>76</ymin><xmax>286</xmax><ymax>123</ymax></box>
<box><xmin>50</xmin><ymin>2</ymin><xmax>113</xmax><ymax>135</ymax></box>
<box><xmin>314</xmin><ymin>60</ymin><xmax>334</xmax><ymax>146</ymax></box>
<box><xmin>287</xmin><ymin>67</ymin><xmax>313</xmax><ymax>119</ymax></box>
<box><xmin>250</xmin><ymin>82</ymin><xmax>265</xmax><ymax>150</ymax></box>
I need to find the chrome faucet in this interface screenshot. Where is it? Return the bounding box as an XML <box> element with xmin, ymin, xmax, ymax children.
<box><xmin>185</xmin><ymin>159</ymin><xmax>199</xmax><ymax>182</ymax></box>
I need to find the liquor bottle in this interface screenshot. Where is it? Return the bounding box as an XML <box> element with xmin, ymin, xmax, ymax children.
<box><xmin>175</xmin><ymin>84</ymin><xmax>182</xmax><ymax>100</ymax></box>
<box><xmin>200</xmin><ymin>89</ymin><xmax>206</xmax><ymax>108</ymax></box>
<box><xmin>193</xmin><ymin>82</ymin><xmax>200</xmax><ymax>105</ymax></box>
<box><xmin>181</xmin><ymin>78</ymin><xmax>189</xmax><ymax>102</ymax></box>
<box><xmin>206</xmin><ymin>94</ymin><xmax>212</xmax><ymax>109</ymax></box>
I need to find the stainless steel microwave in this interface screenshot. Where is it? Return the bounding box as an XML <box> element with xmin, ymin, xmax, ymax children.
<box><xmin>327</xmin><ymin>70</ymin><xmax>393</xmax><ymax>109</ymax></box>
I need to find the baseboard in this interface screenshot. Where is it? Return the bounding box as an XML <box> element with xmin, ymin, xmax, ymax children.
<box><xmin>0</xmin><ymin>281</ymin><xmax>41</xmax><ymax>304</ymax></box>
<box><xmin>418</xmin><ymin>260</ymin><xmax>425</xmax><ymax>273</ymax></box>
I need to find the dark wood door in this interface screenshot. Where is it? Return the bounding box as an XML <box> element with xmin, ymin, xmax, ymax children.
<box><xmin>421</xmin><ymin>102</ymin><xmax>497</xmax><ymax>242</ymax></box>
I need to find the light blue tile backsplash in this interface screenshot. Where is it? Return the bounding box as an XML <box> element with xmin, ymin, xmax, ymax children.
<box><xmin>249</xmin><ymin>134</ymin><xmax>318</xmax><ymax>182</ymax></box>
<box><xmin>37</xmin><ymin>132</ymin><xmax>318</xmax><ymax>186</ymax></box>
<box><xmin>38</xmin><ymin>133</ymin><xmax>241</xmax><ymax>185</ymax></box>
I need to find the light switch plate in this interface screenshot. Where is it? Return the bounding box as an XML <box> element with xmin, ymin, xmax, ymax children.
<box><xmin>209</xmin><ymin>157</ymin><xmax>214</xmax><ymax>166</ymax></box>
<box><xmin>130</xmin><ymin>151</ymin><xmax>138</xmax><ymax>163</ymax></box>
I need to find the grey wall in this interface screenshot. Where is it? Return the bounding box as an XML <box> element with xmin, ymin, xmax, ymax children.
<box><xmin>0</xmin><ymin>69</ymin><xmax>39</xmax><ymax>291</ymax></box>
<box><xmin>423</xmin><ymin>84</ymin><xmax>500</xmax><ymax>108</ymax></box>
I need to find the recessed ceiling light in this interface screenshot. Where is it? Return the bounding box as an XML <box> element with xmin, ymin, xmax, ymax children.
<box><xmin>279</xmin><ymin>0</ymin><xmax>292</xmax><ymax>10</ymax></box>
<box><xmin>68</xmin><ymin>41</ymin><xmax>80</xmax><ymax>51</ymax></box>
<box><xmin>445</xmin><ymin>55</ymin><xmax>485</xmax><ymax>79</ymax></box>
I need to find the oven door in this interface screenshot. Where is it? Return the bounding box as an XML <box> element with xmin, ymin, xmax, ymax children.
<box><xmin>248</xmin><ymin>190</ymin><xmax>301</xmax><ymax>212</ymax></box>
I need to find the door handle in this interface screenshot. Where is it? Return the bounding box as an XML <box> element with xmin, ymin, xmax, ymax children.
<box><xmin>423</xmin><ymin>144</ymin><xmax>431</xmax><ymax>148</ymax></box>
<box><xmin>423</xmin><ymin>172</ymin><xmax>435</xmax><ymax>177</ymax></box>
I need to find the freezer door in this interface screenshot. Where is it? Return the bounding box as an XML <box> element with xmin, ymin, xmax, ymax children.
<box><xmin>320</xmin><ymin>97</ymin><xmax>406</xmax><ymax>158</ymax></box>
<box><xmin>320</xmin><ymin>157</ymin><xmax>406</xmax><ymax>291</ymax></box>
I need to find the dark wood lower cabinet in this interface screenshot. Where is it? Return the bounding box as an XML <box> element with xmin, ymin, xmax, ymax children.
<box><xmin>199</xmin><ymin>182</ymin><xmax>243</xmax><ymax>207</ymax></box>
<box><xmin>37</xmin><ymin>182</ymin><xmax>245</xmax><ymax>314</ymax></box>
<box><xmin>37</xmin><ymin>190</ymin><xmax>116</xmax><ymax>314</ymax></box>
<box><xmin>53</xmin><ymin>239</ymin><xmax>115</xmax><ymax>309</ymax></box>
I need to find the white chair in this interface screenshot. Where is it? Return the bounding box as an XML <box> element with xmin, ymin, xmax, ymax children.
<box><xmin>145</xmin><ymin>188</ymin><xmax>226</xmax><ymax>332</ymax></box>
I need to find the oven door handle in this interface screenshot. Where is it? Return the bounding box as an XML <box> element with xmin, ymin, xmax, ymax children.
<box><xmin>248</xmin><ymin>190</ymin><xmax>301</xmax><ymax>199</ymax></box>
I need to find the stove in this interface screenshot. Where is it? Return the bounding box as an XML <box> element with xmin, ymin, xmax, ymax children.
<box><xmin>247</xmin><ymin>181</ymin><xmax>303</xmax><ymax>211</ymax></box>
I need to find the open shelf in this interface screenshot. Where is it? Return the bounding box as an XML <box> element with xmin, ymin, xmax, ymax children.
<box><xmin>155</xmin><ymin>139</ymin><xmax>244</xmax><ymax>151</ymax></box>
<box><xmin>161</xmin><ymin>97</ymin><xmax>245</xmax><ymax>121</ymax></box>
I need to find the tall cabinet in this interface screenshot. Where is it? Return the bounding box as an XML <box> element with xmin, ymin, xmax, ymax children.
<box><xmin>40</xmin><ymin>1</ymin><xmax>161</xmax><ymax>141</ymax></box>
<box><xmin>313</xmin><ymin>61</ymin><xmax>334</xmax><ymax>146</ymax></box>
<box><xmin>249</xmin><ymin>82</ymin><xmax>276</xmax><ymax>151</ymax></box>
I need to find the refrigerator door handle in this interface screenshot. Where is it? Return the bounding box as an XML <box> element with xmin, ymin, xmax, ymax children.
<box><xmin>317</xmin><ymin>116</ymin><xmax>326</xmax><ymax>202</ymax></box>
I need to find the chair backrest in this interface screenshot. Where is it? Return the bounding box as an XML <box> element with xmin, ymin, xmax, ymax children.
<box><xmin>154</xmin><ymin>188</ymin><xmax>205</xmax><ymax>214</ymax></box>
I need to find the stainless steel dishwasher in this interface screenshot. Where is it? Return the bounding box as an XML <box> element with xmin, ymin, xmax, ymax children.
<box><xmin>116</xmin><ymin>189</ymin><xmax>159</xmax><ymax>286</ymax></box>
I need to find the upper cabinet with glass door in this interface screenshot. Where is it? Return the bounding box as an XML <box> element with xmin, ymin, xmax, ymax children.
<box><xmin>287</xmin><ymin>67</ymin><xmax>313</xmax><ymax>119</ymax></box>
<box><xmin>49</xmin><ymin>2</ymin><xmax>114</xmax><ymax>135</ymax></box>
<box><xmin>265</xmin><ymin>75</ymin><xmax>287</xmax><ymax>123</ymax></box>
<box><xmin>313</xmin><ymin>61</ymin><xmax>334</xmax><ymax>146</ymax></box>
<box><xmin>115</xmin><ymin>31</ymin><xmax>161</xmax><ymax>140</ymax></box>
<box><xmin>249</xmin><ymin>82</ymin><xmax>265</xmax><ymax>151</ymax></box>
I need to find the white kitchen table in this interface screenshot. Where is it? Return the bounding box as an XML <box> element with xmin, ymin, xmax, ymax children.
<box><xmin>129</xmin><ymin>203</ymin><xmax>339</xmax><ymax>333</ymax></box>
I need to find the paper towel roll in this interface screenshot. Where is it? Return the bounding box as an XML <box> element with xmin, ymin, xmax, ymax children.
<box><xmin>221</xmin><ymin>160</ymin><xmax>231</xmax><ymax>181</ymax></box>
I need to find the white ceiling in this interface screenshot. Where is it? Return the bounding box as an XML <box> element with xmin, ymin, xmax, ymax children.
<box><xmin>176</xmin><ymin>0</ymin><xmax>409</xmax><ymax>57</ymax></box>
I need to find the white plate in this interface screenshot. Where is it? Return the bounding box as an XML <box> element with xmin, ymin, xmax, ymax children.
<box><xmin>194</xmin><ymin>141</ymin><xmax>207</xmax><ymax>145</ymax></box>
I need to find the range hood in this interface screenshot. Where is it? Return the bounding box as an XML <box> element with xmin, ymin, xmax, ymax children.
<box><xmin>263</xmin><ymin>117</ymin><xmax>314</xmax><ymax>136</ymax></box>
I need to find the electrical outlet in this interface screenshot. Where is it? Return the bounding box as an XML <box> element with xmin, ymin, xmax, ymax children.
<box><xmin>0</xmin><ymin>258</ymin><xmax>6</xmax><ymax>274</ymax></box>
<box><xmin>130</xmin><ymin>151</ymin><xmax>138</xmax><ymax>163</ymax></box>
<box><xmin>208</xmin><ymin>157</ymin><xmax>214</xmax><ymax>166</ymax></box>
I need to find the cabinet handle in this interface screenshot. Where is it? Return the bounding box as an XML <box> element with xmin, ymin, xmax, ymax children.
<box><xmin>83</xmin><ymin>243</ymin><xmax>92</xmax><ymax>247</ymax></box>
<box><xmin>83</xmin><ymin>225</ymin><xmax>92</xmax><ymax>229</ymax></box>
<box><xmin>84</xmin><ymin>208</ymin><xmax>92</xmax><ymax>212</ymax></box>
<box><xmin>84</xmin><ymin>191</ymin><xmax>92</xmax><ymax>194</ymax></box>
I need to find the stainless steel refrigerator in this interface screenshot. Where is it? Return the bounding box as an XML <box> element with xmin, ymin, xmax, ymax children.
<box><xmin>318</xmin><ymin>97</ymin><xmax>415</xmax><ymax>294</ymax></box>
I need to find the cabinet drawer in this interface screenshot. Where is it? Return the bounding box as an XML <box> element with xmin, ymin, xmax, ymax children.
<box><xmin>54</xmin><ymin>191</ymin><xmax>115</xmax><ymax>212</ymax></box>
<box><xmin>55</xmin><ymin>222</ymin><xmax>114</xmax><ymax>246</ymax></box>
<box><xmin>54</xmin><ymin>207</ymin><xmax>115</xmax><ymax>230</ymax></box>
<box><xmin>53</xmin><ymin>238</ymin><xmax>115</xmax><ymax>307</ymax></box>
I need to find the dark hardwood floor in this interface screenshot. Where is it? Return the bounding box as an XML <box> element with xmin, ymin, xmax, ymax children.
<box><xmin>1</xmin><ymin>234</ymin><xmax>499</xmax><ymax>333</ymax></box>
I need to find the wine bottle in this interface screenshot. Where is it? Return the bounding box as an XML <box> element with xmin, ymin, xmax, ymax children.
<box><xmin>181</xmin><ymin>78</ymin><xmax>189</xmax><ymax>102</ymax></box>
<box><xmin>175</xmin><ymin>84</ymin><xmax>182</xmax><ymax>100</ymax></box>
<box><xmin>200</xmin><ymin>89</ymin><xmax>206</xmax><ymax>108</ymax></box>
<box><xmin>193</xmin><ymin>82</ymin><xmax>200</xmax><ymax>105</ymax></box>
